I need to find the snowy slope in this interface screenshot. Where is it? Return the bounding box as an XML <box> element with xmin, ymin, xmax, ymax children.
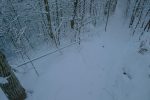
<box><xmin>24</xmin><ymin>23</ymin><xmax>150</xmax><ymax>100</ymax></box>
<box><xmin>1</xmin><ymin>23</ymin><xmax>150</xmax><ymax>100</ymax></box>
<box><xmin>1</xmin><ymin>1</ymin><xmax>150</xmax><ymax>100</ymax></box>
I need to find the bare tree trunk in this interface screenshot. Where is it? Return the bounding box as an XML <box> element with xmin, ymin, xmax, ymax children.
<box><xmin>105</xmin><ymin>0</ymin><xmax>111</xmax><ymax>32</ymax></box>
<box><xmin>43</xmin><ymin>0</ymin><xmax>54</xmax><ymax>39</ymax></box>
<box><xmin>71</xmin><ymin>0</ymin><xmax>78</xmax><ymax>29</ymax></box>
<box><xmin>55</xmin><ymin>0</ymin><xmax>60</xmax><ymax>45</ymax></box>
<box><xmin>132</xmin><ymin>0</ymin><xmax>145</xmax><ymax>35</ymax></box>
<box><xmin>141</xmin><ymin>9</ymin><xmax>150</xmax><ymax>28</ymax></box>
<box><xmin>129</xmin><ymin>0</ymin><xmax>142</xmax><ymax>28</ymax></box>
<box><xmin>43</xmin><ymin>0</ymin><xmax>59</xmax><ymax>47</ymax></box>
<box><xmin>0</xmin><ymin>51</ymin><xmax>26</xmax><ymax>100</ymax></box>
<box><xmin>90</xmin><ymin>0</ymin><xmax>94</xmax><ymax>16</ymax></box>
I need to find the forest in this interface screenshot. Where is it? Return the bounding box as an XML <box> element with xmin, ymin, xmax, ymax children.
<box><xmin>0</xmin><ymin>0</ymin><xmax>150</xmax><ymax>100</ymax></box>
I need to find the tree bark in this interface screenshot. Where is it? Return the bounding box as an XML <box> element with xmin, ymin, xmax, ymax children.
<box><xmin>71</xmin><ymin>0</ymin><xmax>78</xmax><ymax>29</ymax></box>
<box><xmin>43</xmin><ymin>0</ymin><xmax>54</xmax><ymax>39</ymax></box>
<box><xmin>43</xmin><ymin>0</ymin><xmax>59</xmax><ymax>47</ymax></box>
<box><xmin>0</xmin><ymin>51</ymin><xmax>26</xmax><ymax>100</ymax></box>
<box><xmin>105</xmin><ymin>0</ymin><xmax>111</xmax><ymax>32</ymax></box>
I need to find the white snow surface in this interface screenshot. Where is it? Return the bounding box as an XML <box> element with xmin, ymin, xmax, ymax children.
<box><xmin>1</xmin><ymin>4</ymin><xmax>150</xmax><ymax>100</ymax></box>
<box><xmin>0</xmin><ymin>77</ymin><xmax>8</xmax><ymax>84</ymax></box>
<box><xmin>27</xmin><ymin>24</ymin><xmax>150</xmax><ymax>100</ymax></box>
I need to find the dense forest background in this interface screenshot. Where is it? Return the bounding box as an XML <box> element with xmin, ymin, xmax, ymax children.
<box><xmin>0</xmin><ymin>0</ymin><xmax>150</xmax><ymax>100</ymax></box>
<box><xmin>0</xmin><ymin>0</ymin><xmax>149</xmax><ymax>65</ymax></box>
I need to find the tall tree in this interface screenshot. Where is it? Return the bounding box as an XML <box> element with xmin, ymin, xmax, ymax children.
<box><xmin>0</xmin><ymin>51</ymin><xmax>26</xmax><ymax>100</ymax></box>
<box><xmin>71</xmin><ymin>0</ymin><xmax>78</xmax><ymax>29</ymax></box>
<box><xmin>43</xmin><ymin>0</ymin><xmax>59</xmax><ymax>46</ymax></box>
<box><xmin>105</xmin><ymin>0</ymin><xmax>112</xmax><ymax>31</ymax></box>
<box><xmin>43</xmin><ymin>0</ymin><xmax>54</xmax><ymax>39</ymax></box>
<box><xmin>55</xmin><ymin>0</ymin><xmax>60</xmax><ymax>45</ymax></box>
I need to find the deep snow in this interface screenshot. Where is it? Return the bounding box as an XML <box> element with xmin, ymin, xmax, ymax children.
<box><xmin>1</xmin><ymin>2</ymin><xmax>150</xmax><ymax>100</ymax></box>
<box><xmin>26</xmin><ymin>24</ymin><xmax>150</xmax><ymax>100</ymax></box>
<box><xmin>1</xmin><ymin>21</ymin><xmax>150</xmax><ymax>100</ymax></box>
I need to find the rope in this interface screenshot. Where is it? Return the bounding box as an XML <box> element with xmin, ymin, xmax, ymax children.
<box><xmin>15</xmin><ymin>41</ymin><xmax>80</xmax><ymax>68</ymax></box>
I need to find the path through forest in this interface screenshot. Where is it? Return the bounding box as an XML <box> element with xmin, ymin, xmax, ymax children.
<box><xmin>27</xmin><ymin>18</ymin><xmax>150</xmax><ymax>100</ymax></box>
<box><xmin>1</xmin><ymin>3</ymin><xmax>150</xmax><ymax>99</ymax></box>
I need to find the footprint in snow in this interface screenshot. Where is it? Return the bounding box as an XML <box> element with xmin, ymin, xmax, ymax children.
<box><xmin>122</xmin><ymin>67</ymin><xmax>132</xmax><ymax>80</ymax></box>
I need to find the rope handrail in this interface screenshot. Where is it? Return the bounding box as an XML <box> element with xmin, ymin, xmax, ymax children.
<box><xmin>15</xmin><ymin>41</ymin><xmax>80</xmax><ymax>68</ymax></box>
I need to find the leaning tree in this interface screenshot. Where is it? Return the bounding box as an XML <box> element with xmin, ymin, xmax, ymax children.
<box><xmin>0</xmin><ymin>51</ymin><xmax>26</xmax><ymax>100</ymax></box>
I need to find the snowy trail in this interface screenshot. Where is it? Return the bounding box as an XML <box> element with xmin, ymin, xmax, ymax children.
<box><xmin>1</xmin><ymin>2</ymin><xmax>150</xmax><ymax>99</ymax></box>
<box><xmin>1</xmin><ymin>0</ymin><xmax>150</xmax><ymax>100</ymax></box>
<box><xmin>17</xmin><ymin>11</ymin><xmax>150</xmax><ymax>99</ymax></box>
<box><xmin>1</xmin><ymin>25</ymin><xmax>150</xmax><ymax>100</ymax></box>
<box><xmin>25</xmin><ymin>24</ymin><xmax>150</xmax><ymax>100</ymax></box>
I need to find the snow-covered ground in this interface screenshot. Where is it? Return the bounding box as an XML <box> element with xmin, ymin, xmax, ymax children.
<box><xmin>1</xmin><ymin>2</ymin><xmax>150</xmax><ymax>100</ymax></box>
<box><xmin>1</xmin><ymin>21</ymin><xmax>150</xmax><ymax>100</ymax></box>
<box><xmin>27</xmin><ymin>23</ymin><xmax>150</xmax><ymax>100</ymax></box>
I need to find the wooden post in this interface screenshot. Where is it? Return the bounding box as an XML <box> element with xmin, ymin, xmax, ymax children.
<box><xmin>0</xmin><ymin>51</ymin><xmax>26</xmax><ymax>100</ymax></box>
